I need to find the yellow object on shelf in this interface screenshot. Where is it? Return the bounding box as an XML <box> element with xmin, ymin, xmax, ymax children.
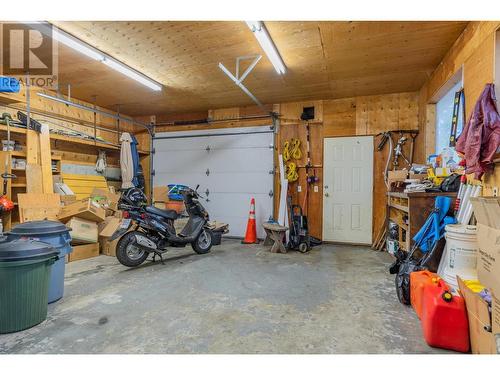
<box><xmin>462</xmin><ymin>279</ymin><xmax>486</xmax><ymax>294</ymax></box>
<box><xmin>61</xmin><ymin>173</ymin><xmax>108</xmax><ymax>200</ymax></box>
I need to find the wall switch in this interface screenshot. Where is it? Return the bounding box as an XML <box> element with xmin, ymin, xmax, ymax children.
<box><xmin>314</xmin><ymin>185</ymin><xmax>319</xmax><ymax>193</ymax></box>
<box><xmin>297</xmin><ymin>185</ymin><xmax>302</xmax><ymax>192</ymax></box>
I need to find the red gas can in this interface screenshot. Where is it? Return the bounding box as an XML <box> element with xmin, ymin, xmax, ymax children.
<box><xmin>410</xmin><ymin>270</ymin><xmax>439</xmax><ymax>319</ymax></box>
<box><xmin>421</xmin><ymin>278</ymin><xmax>470</xmax><ymax>352</ymax></box>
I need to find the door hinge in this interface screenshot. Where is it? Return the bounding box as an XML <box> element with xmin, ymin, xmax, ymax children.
<box><xmin>269</xmin><ymin>190</ymin><xmax>274</xmax><ymax>197</ymax></box>
<box><xmin>206</xmin><ymin>145</ymin><xmax>211</xmax><ymax>152</ymax></box>
<box><xmin>206</xmin><ymin>168</ymin><xmax>210</xmax><ymax>176</ymax></box>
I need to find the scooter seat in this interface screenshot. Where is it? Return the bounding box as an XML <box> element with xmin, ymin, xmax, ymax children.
<box><xmin>145</xmin><ymin>205</ymin><xmax>178</xmax><ymax>220</ymax></box>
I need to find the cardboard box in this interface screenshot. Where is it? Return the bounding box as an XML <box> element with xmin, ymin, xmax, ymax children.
<box><xmin>99</xmin><ymin>237</ymin><xmax>119</xmax><ymax>257</ymax></box>
<box><xmin>98</xmin><ymin>217</ymin><xmax>121</xmax><ymax>237</ymax></box>
<box><xmin>153</xmin><ymin>186</ymin><xmax>168</xmax><ymax>203</ymax></box>
<box><xmin>388</xmin><ymin>170</ymin><xmax>408</xmax><ymax>181</ymax></box>
<box><xmin>470</xmin><ymin>197</ymin><xmax>500</xmax><ymax>294</ymax></box>
<box><xmin>457</xmin><ymin>276</ymin><xmax>497</xmax><ymax>354</ymax></box>
<box><xmin>58</xmin><ymin>198</ymin><xmax>106</xmax><ymax>223</ymax></box>
<box><xmin>91</xmin><ymin>188</ymin><xmax>120</xmax><ymax>211</ymax></box>
<box><xmin>471</xmin><ymin>197</ymin><xmax>500</xmax><ymax>230</ymax></box>
<box><xmin>409</xmin><ymin>172</ymin><xmax>428</xmax><ymax>180</ymax></box>
<box><xmin>68</xmin><ymin>243</ymin><xmax>100</xmax><ymax>262</ymax></box>
<box><xmin>67</xmin><ymin>217</ymin><xmax>98</xmax><ymax>244</ymax></box>
<box><xmin>476</xmin><ymin>224</ymin><xmax>500</xmax><ymax>294</ymax></box>
<box><xmin>60</xmin><ymin>194</ymin><xmax>77</xmax><ymax>205</ymax></box>
<box><xmin>54</xmin><ymin>182</ymin><xmax>74</xmax><ymax>196</ymax></box>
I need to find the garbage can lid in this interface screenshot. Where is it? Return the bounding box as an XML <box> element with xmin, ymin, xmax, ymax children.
<box><xmin>0</xmin><ymin>238</ymin><xmax>58</xmax><ymax>262</ymax></box>
<box><xmin>8</xmin><ymin>220</ymin><xmax>70</xmax><ymax>236</ymax></box>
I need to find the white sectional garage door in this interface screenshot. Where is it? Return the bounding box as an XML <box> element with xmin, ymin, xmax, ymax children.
<box><xmin>153</xmin><ymin>126</ymin><xmax>275</xmax><ymax>238</ymax></box>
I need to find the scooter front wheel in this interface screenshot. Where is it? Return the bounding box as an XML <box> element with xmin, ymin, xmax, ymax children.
<box><xmin>116</xmin><ymin>231</ymin><xmax>149</xmax><ymax>267</ymax></box>
<box><xmin>191</xmin><ymin>228</ymin><xmax>213</xmax><ymax>254</ymax></box>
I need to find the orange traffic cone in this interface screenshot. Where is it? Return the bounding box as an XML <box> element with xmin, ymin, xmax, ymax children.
<box><xmin>242</xmin><ymin>197</ymin><xmax>259</xmax><ymax>244</ymax></box>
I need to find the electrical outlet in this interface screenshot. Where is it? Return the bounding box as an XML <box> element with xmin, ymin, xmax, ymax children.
<box><xmin>493</xmin><ymin>186</ymin><xmax>499</xmax><ymax>197</ymax></box>
<box><xmin>297</xmin><ymin>185</ymin><xmax>302</xmax><ymax>193</ymax></box>
<box><xmin>314</xmin><ymin>185</ymin><xmax>319</xmax><ymax>193</ymax></box>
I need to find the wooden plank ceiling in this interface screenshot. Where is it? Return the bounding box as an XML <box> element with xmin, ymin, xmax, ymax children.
<box><xmin>52</xmin><ymin>21</ymin><xmax>468</xmax><ymax>116</ymax></box>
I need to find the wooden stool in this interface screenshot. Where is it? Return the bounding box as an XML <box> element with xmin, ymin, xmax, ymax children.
<box><xmin>262</xmin><ymin>222</ymin><xmax>288</xmax><ymax>253</ymax></box>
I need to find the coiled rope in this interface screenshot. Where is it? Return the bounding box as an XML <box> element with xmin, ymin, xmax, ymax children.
<box><xmin>283</xmin><ymin>138</ymin><xmax>302</xmax><ymax>182</ymax></box>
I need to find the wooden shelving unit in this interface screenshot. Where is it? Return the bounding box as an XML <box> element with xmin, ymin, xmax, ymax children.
<box><xmin>0</xmin><ymin>124</ymin><xmax>149</xmax><ymax>156</ymax></box>
<box><xmin>386</xmin><ymin>191</ymin><xmax>457</xmax><ymax>252</ymax></box>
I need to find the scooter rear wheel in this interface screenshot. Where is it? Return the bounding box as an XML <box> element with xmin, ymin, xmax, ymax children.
<box><xmin>116</xmin><ymin>231</ymin><xmax>149</xmax><ymax>267</ymax></box>
<box><xmin>191</xmin><ymin>229</ymin><xmax>213</xmax><ymax>254</ymax></box>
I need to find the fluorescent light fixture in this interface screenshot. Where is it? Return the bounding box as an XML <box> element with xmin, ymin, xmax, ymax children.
<box><xmin>246</xmin><ymin>21</ymin><xmax>286</xmax><ymax>75</ymax></box>
<box><xmin>102</xmin><ymin>57</ymin><xmax>162</xmax><ymax>91</ymax></box>
<box><xmin>52</xmin><ymin>27</ymin><xmax>162</xmax><ymax>91</ymax></box>
<box><xmin>53</xmin><ymin>29</ymin><xmax>104</xmax><ymax>61</ymax></box>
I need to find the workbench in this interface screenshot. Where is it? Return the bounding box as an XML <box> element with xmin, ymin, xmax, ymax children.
<box><xmin>386</xmin><ymin>191</ymin><xmax>457</xmax><ymax>251</ymax></box>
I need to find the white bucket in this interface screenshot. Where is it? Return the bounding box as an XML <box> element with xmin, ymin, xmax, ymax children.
<box><xmin>439</xmin><ymin>224</ymin><xmax>478</xmax><ymax>291</ymax></box>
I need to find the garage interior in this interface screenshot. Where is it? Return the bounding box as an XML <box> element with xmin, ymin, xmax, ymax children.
<box><xmin>1</xmin><ymin>18</ymin><xmax>500</xmax><ymax>356</ymax></box>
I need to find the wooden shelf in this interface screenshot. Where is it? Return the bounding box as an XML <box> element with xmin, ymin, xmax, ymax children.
<box><xmin>389</xmin><ymin>203</ymin><xmax>409</xmax><ymax>213</ymax></box>
<box><xmin>0</xmin><ymin>124</ymin><xmax>149</xmax><ymax>155</ymax></box>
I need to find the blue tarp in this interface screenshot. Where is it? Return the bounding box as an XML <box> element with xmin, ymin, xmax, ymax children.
<box><xmin>413</xmin><ymin>196</ymin><xmax>456</xmax><ymax>252</ymax></box>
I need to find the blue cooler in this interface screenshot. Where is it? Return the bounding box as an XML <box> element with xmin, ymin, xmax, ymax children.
<box><xmin>7</xmin><ymin>220</ymin><xmax>72</xmax><ymax>303</ymax></box>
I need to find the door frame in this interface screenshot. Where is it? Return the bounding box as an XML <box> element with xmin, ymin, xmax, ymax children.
<box><xmin>322</xmin><ymin>135</ymin><xmax>374</xmax><ymax>245</ymax></box>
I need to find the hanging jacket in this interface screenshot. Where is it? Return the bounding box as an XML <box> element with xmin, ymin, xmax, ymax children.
<box><xmin>455</xmin><ymin>83</ymin><xmax>500</xmax><ymax>179</ymax></box>
<box><xmin>120</xmin><ymin>132</ymin><xmax>134</xmax><ymax>189</ymax></box>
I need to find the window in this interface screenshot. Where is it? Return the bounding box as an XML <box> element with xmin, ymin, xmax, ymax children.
<box><xmin>435</xmin><ymin>80</ymin><xmax>464</xmax><ymax>167</ymax></box>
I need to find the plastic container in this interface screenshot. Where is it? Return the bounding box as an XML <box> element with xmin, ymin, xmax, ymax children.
<box><xmin>439</xmin><ymin>224</ymin><xmax>478</xmax><ymax>291</ymax></box>
<box><xmin>8</xmin><ymin>220</ymin><xmax>72</xmax><ymax>303</ymax></box>
<box><xmin>165</xmin><ymin>200</ymin><xmax>185</xmax><ymax>214</ymax></box>
<box><xmin>211</xmin><ymin>230</ymin><xmax>223</xmax><ymax>246</ymax></box>
<box><xmin>0</xmin><ymin>239</ymin><xmax>58</xmax><ymax>333</ymax></box>
<box><xmin>410</xmin><ymin>270</ymin><xmax>439</xmax><ymax>319</ymax></box>
<box><xmin>167</xmin><ymin>184</ymin><xmax>189</xmax><ymax>201</ymax></box>
<box><xmin>421</xmin><ymin>278</ymin><xmax>469</xmax><ymax>352</ymax></box>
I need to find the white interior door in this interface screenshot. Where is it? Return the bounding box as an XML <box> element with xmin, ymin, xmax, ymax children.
<box><xmin>323</xmin><ymin>136</ymin><xmax>373</xmax><ymax>244</ymax></box>
<box><xmin>153</xmin><ymin>126</ymin><xmax>274</xmax><ymax>239</ymax></box>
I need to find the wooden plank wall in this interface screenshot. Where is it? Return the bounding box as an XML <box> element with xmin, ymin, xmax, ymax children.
<box><xmin>0</xmin><ymin>83</ymin><xmax>149</xmax><ymax>175</ymax></box>
<box><xmin>149</xmin><ymin>93</ymin><xmax>420</xmax><ymax>240</ymax></box>
<box><xmin>419</xmin><ymin>21</ymin><xmax>500</xmax><ymax>197</ymax></box>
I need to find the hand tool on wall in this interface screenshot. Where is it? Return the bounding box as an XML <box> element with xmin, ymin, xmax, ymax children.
<box><xmin>449</xmin><ymin>88</ymin><xmax>465</xmax><ymax>147</ymax></box>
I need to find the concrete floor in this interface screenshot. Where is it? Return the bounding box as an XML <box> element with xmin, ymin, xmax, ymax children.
<box><xmin>0</xmin><ymin>240</ymin><xmax>448</xmax><ymax>354</ymax></box>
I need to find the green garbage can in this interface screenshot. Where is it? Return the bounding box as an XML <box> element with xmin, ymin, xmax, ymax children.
<box><xmin>0</xmin><ymin>239</ymin><xmax>58</xmax><ymax>333</ymax></box>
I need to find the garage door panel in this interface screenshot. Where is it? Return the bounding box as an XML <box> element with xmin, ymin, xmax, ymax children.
<box><xmin>154</xmin><ymin>150</ymin><xmax>211</xmax><ymax>173</ymax></box>
<box><xmin>153</xmin><ymin>126</ymin><xmax>274</xmax><ymax>238</ymax></box>
<box><xmin>154</xmin><ymin>172</ymin><xmax>209</xmax><ymax>192</ymax></box>
<box><xmin>206</xmin><ymin>172</ymin><xmax>273</xmax><ymax>193</ymax></box>
<box><xmin>207</xmin><ymin>149</ymin><xmax>273</xmax><ymax>172</ymax></box>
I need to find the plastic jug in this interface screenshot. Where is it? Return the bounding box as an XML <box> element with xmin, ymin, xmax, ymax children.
<box><xmin>421</xmin><ymin>278</ymin><xmax>470</xmax><ymax>352</ymax></box>
<box><xmin>410</xmin><ymin>270</ymin><xmax>439</xmax><ymax>319</ymax></box>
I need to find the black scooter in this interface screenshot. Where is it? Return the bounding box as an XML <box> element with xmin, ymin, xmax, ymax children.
<box><xmin>110</xmin><ymin>185</ymin><xmax>213</xmax><ymax>267</ymax></box>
